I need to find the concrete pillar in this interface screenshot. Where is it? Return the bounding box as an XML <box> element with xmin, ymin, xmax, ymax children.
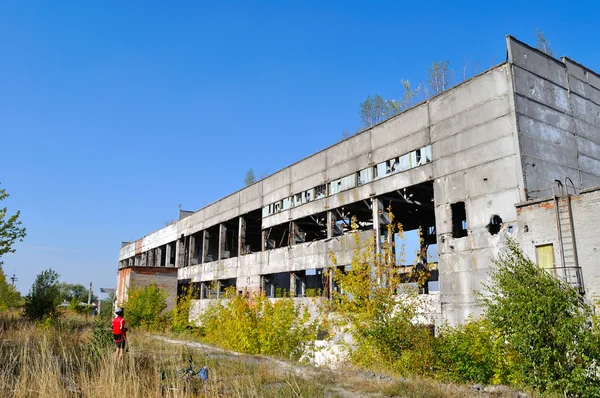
<box><xmin>202</xmin><ymin>231</ymin><xmax>209</xmax><ymax>263</ymax></box>
<box><xmin>156</xmin><ymin>246</ymin><xmax>163</xmax><ymax>267</ymax></box>
<box><xmin>165</xmin><ymin>244</ymin><xmax>172</xmax><ymax>267</ymax></box>
<box><xmin>148</xmin><ymin>249</ymin><xmax>155</xmax><ymax>267</ymax></box>
<box><xmin>189</xmin><ymin>234</ymin><xmax>196</xmax><ymax>266</ymax></box>
<box><xmin>216</xmin><ymin>281</ymin><xmax>221</xmax><ymax>299</ymax></box>
<box><xmin>372</xmin><ymin>198</ymin><xmax>383</xmax><ymax>255</ymax></box>
<box><xmin>218</xmin><ymin>224</ymin><xmax>226</xmax><ymax>260</ymax></box>
<box><xmin>200</xmin><ymin>282</ymin><xmax>205</xmax><ymax>299</ymax></box>
<box><xmin>290</xmin><ymin>272</ymin><xmax>296</xmax><ymax>297</ymax></box>
<box><xmin>261</xmin><ymin>230</ymin><xmax>267</xmax><ymax>251</ymax></box>
<box><xmin>327</xmin><ymin>211</ymin><xmax>334</xmax><ymax>238</ymax></box>
<box><xmin>174</xmin><ymin>239</ymin><xmax>182</xmax><ymax>268</ymax></box>
<box><xmin>238</xmin><ymin>216</ymin><xmax>246</xmax><ymax>255</ymax></box>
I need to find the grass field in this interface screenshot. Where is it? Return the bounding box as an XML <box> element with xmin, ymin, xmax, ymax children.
<box><xmin>0</xmin><ymin>314</ymin><xmax>531</xmax><ymax>398</ymax></box>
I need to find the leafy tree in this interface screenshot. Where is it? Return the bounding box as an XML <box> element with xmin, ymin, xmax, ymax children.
<box><xmin>0</xmin><ymin>186</ymin><xmax>26</xmax><ymax>266</ymax></box>
<box><xmin>0</xmin><ymin>265</ymin><xmax>21</xmax><ymax>311</ymax></box>
<box><xmin>57</xmin><ymin>282</ymin><xmax>97</xmax><ymax>303</ymax></box>
<box><xmin>480</xmin><ymin>239</ymin><xmax>600</xmax><ymax>395</ymax></box>
<box><xmin>536</xmin><ymin>29</ymin><xmax>554</xmax><ymax>57</ymax></box>
<box><xmin>171</xmin><ymin>284</ymin><xmax>196</xmax><ymax>332</ymax></box>
<box><xmin>244</xmin><ymin>168</ymin><xmax>256</xmax><ymax>186</ymax></box>
<box><xmin>359</xmin><ymin>81</ymin><xmax>420</xmax><ymax>130</ymax></box>
<box><xmin>24</xmin><ymin>269</ymin><xmax>61</xmax><ymax>320</ymax></box>
<box><xmin>123</xmin><ymin>283</ymin><xmax>169</xmax><ymax>330</ymax></box>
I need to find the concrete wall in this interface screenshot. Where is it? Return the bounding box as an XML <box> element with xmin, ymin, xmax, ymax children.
<box><xmin>507</xmin><ymin>36</ymin><xmax>600</xmax><ymax>199</ymax></box>
<box><xmin>516</xmin><ymin>188</ymin><xmax>600</xmax><ymax>304</ymax></box>
<box><xmin>430</xmin><ymin>64</ymin><xmax>524</xmax><ymax>324</ymax></box>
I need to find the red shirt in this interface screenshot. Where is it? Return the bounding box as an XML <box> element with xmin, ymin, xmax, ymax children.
<box><xmin>112</xmin><ymin>315</ymin><xmax>125</xmax><ymax>336</ymax></box>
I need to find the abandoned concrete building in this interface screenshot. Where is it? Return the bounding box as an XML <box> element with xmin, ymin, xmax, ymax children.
<box><xmin>117</xmin><ymin>36</ymin><xmax>600</xmax><ymax>326</ymax></box>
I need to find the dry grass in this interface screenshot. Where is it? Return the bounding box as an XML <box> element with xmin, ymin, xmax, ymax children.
<box><xmin>0</xmin><ymin>315</ymin><xmax>531</xmax><ymax>397</ymax></box>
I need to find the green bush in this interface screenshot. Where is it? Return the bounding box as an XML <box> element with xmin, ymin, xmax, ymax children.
<box><xmin>24</xmin><ymin>269</ymin><xmax>61</xmax><ymax>321</ymax></box>
<box><xmin>171</xmin><ymin>285</ymin><xmax>195</xmax><ymax>333</ymax></box>
<box><xmin>434</xmin><ymin>317</ymin><xmax>507</xmax><ymax>385</ymax></box>
<box><xmin>480</xmin><ymin>238</ymin><xmax>600</xmax><ymax>396</ymax></box>
<box><xmin>199</xmin><ymin>290</ymin><xmax>318</xmax><ymax>359</ymax></box>
<box><xmin>123</xmin><ymin>283</ymin><xmax>170</xmax><ymax>330</ymax></box>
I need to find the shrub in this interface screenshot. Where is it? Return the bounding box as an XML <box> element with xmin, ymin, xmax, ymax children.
<box><xmin>329</xmin><ymin>215</ymin><xmax>435</xmax><ymax>375</ymax></box>
<box><xmin>480</xmin><ymin>238</ymin><xmax>600</xmax><ymax>395</ymax></box>
<box><xmin>199</xmin><ymin>290</ymin><xmax>318</xmax><ymax>359</ymax></box>
<box><xmin>123</xmin><ymin>283</ymin><xmax>169</xmax><ymax>330</ymax></box>
<box><xmin>171</xmin><ymin>285</ymin><xmax>195</xmax><ymax>333</ymax></box>
<box><xmin>24</xmin><ymin>269</ymin><xmax>61</xmax><ymax>321</ymax></box>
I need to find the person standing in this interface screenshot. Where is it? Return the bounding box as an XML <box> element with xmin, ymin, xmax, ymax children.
<box><xmin>112</xmin><ymin>308</ymin><xmax>127</xmax><ymax>360</ymax></box>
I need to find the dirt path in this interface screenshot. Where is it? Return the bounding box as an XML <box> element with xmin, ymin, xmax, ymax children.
<box><xmin>149</xmin><ymin>334</ymin><xmax>527</xmax><ymax>398</ymax></box>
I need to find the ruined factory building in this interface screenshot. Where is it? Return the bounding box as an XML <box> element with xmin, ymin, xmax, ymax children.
<box><xmin>117</xmin><ymin>36</ymin><xmax>600</xmax><ymax>326</ymax></box>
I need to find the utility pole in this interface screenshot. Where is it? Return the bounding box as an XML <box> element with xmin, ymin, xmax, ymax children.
<box><xmin>88</xmin><ymin>281</ymin><xmax>92</xmax><ymax>305</ymax></box>
<box><xmin>10</xmin><ymin>274</ymin><xmax>17</xmax><ymax>288</ymax></box>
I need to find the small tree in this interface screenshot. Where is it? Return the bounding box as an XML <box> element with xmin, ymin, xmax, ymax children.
<box><xmin>123</xmin><ymin>283</ymin><xmax>169</xmax><ymax>330</ymax></box>
<box><xmin>536</xmin><ymin>29</ymin><xmax>554</xmax><ymax>57</ymax></box>
<box><xmin>171</xmin><ymin>285</ymin><xmax>196</xmax><ymax>332</ymax></box>
<box><xmin>427</xmin><ymin>60</ymin><xmax>453</xmax><ymax>96</ymax></box>
<box><xmin>244</xmin><ymin>169</ymin><xmax>256</xmax><ymax>186</ymax></box>
<box><xmin>0</xmin><ymin>266</ymin><xmax>21</xmax><ymax>311</ymax></box>
<box><xmin>480</xmin><ymin>239</ymin><xmax>600</xmax><ymax>395</ymax></box>
<box><xmin>24</xmin><ymin>269</ymin><xmax>61</xmax><ymax>320</ymax></box>
<box><xmin>0</xmin><ymin>186</ymin><xmax>26</xmax><ymax>266</ymax></box>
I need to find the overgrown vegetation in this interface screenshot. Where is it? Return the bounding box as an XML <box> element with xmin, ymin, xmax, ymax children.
<box><xmin>123</xmin><ymin>282</ymin><xmax>170</xmax><ymax>330</ymax></box>
<box><xmin>24</xmin><ymin>269</ymin><xmax>62</xmax><ymax>321</ymax></box>
<box><xmin>199</xmin><ymin>290</ymin><xmax>319</xmax><ymax>359</ymax></box>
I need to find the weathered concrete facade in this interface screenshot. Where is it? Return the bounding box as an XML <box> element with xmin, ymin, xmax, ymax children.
<box><xmin>117</xmin><ymin>36</ymin><xmax>600</xmax><ymax>326</ymax></box>
<box><xmin>517</xmin><ymin>187</ymin><xmax>600</xmax><ymax>304</ymax></box>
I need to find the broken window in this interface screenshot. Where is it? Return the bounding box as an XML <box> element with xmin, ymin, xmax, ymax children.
<box><xmin>219</xmin><ymin>278</ymin><xmax>237</xmax><ymax>298</ymax></box>
<box><xmin>263</xmin><ymin>223</ymin><xmax>289</xmax><ymax>250</ymax></box>
<box><xmin>188</xmin><ymin>233</ymin><xmax>202</xmax><ymax>265</ymax></box>
<box><xmin>451</xmin><ymin>202</ymin><xmax>468</xmax><ymax>238</ymax></box>
<box><xmin>357</xmin><ymin>167</ymin><xmax>373</xmax><ymax>185</ymax></box>
<box><xmin>305</xmin><ymin>268</ymin><xmax>324</xmax><ymax>297</ymax></box>
<box><xmin>167</xmin><ymin>242</ymin><xmax>176</xmax><ymax>266</ymax></box>
<box><xmin>315</xmin><ymin>184</ymin><xmax>327</xmax><ymax>199</ymax></box>
<box><xmin>487</xmin><ymin>215</ymin><xmax>502</xmax><ymax>236</ymax></box>
<box><xmin>292</xmin><ymin>212</ymin><xmax>328</xmax><ymax>244</ymax></box>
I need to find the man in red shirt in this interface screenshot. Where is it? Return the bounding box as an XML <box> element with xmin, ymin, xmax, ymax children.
<box><xmin>112</xmin><ymin>308</ymin><xmax>128</xmax><ymax>360</ymax></box>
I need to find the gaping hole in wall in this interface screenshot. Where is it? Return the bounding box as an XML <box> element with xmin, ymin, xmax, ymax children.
<box><xmin>134</xmin><ymin>255</ymin><xmax>141</xmax><ymax>267</ymax></box>
<box><xmin>333</xmin><ymin>200</ymin><xmax>374</xmax><ymax>235</ymax></box>
<box><xmin>189</xmin><ymin>232</ymin><xmax>203</xmax><ymax>265</ymax></box>
<box><xmin>262</xmin><ymin>272</ymin><xmax>291</xmax><ymax>298</ymax></box>
<box><xmin>219</xmin><ymin>278</ymin><xmax>237</xmax><ymax>297</ymax></box>
<box><xmin>291</xmin><ymin>269</ymin><xmax>325</xmax><ymax>297</ymax></box>
<box><xmin>204</xmin><ymin>225</ymin><xmax>220</xmax><ymax>262</ymax></box>
<box><xmin>451</xmin><ymin>202</ymin><xmax>468</xmax><ymax>238</ymax></box>
<box><xmin>167</xmin><ymin>242</ymin><xmax>176</xmax><ymax>266</ymax></box>
<box><xmin>487</xmin><ymin>215</ymin><xmax>503</xmax><ymax>236</ymax></box>
<box><xmin>241</xmin><ymin>209</ymin><xmax>262</xmax><ymax>254</ymax></box>
<box><xmin>183</xmin><ymin>235</ymin><xmax>191</xmax><ymax>267</ymax></box>
<box><xmin>292</xmin><ymin>211</ymin><xmax>328</xmax><ymax>244</ymax></box>
<box><xmin>263</xmin><ymin>223</ymin><xmax>290</xmax><ymax>250</ymax></box>
<box><xmin>222</xmin><ymin>219</ymin><xmax>239</xmax><ymax>259</ymax></box>
<box><xmin>159</xmin><ymin>245</ymin><xmax>166</xmax><ymax>267</ymax></box>
<box><xmin>177</xmin><ymin>279</ymin><xmax>191</xmax><ymax>297</ymax></box>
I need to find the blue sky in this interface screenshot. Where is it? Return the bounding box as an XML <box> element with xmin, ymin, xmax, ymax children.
<box><xmin>1</xmin><ymin>1</ymin><xmax>597</xmax><ymax>295</ymax></box>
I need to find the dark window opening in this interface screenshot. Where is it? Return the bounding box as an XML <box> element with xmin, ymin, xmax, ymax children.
<box><xmin>242</xmin><ymin>209</ymin><xmax>262</xmax><ymax>254</ymax></box>
<box><xmin>219</xmin><ymin>278</ymin><xmax>237</xmax><ymax>297</ymax></box>
<box><xmin>451</xmin><ymin>202</ymin><xmax>468</xmax><ymax>238</ymax></box>
<box><xmin>333</xmin><ymin>201</ymin><xmax>374</xmax><ymax>235</ymax></box>
<box><xmin>168</xmin><ymin>242</ymin><xmax>176</xmax><ymax>266</ymax></box>
<box><xmin>293</xmin><ymin>212</ymin><xmax>328</xmax><ymax>244</ymax></box>
<box><xmin>222</xmin><ymin>219</ymin><xmax>239</xmax><ymax>259</ymax></box>
<box><xmin>263</xmin><ymin>272</ymin><xmax>290</xmax><ymax>298</ymax></box>
<box><xmin>487</xmin><ymin>215</ymin><xmax>503</xmax><ymax>236</ymax></box>
<box><xmin>204</xmin><ymin>225</ymin><xmax>220</xmax><ymax>262</ymax></box>
<box><xmin>264</xmin><ymin>223</ymin><xmax>290</xmax><ymax>250</ymax></box>
<box><xmin>189</xmin><ymin>232</ymin><xmax>203</xmax><ymax>265</ymax></box>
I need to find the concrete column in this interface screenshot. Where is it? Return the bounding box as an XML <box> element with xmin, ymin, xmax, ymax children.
<box><xmin>148</xmin><ymin>249</ymin><xmax>155</xmax><ymax>267</ymax></box>
<box><xmin>189</xmin><ymin>234</ymin><xmax>196</xmax><ymax>266</ymax></box>
<box><xmin>261</xmin><ymin>230</ymin><xmax>267</xmax><ymax>251</ymax></box>
<box><xmin>165</xmin><ymin>244</ymin><xmax>172</xmax><ymax>267</ymax></box>
<box><xmin>200</xmin><ymin>282</ymin><xmax>205</xmax><ymax>299</ymax></box>
<box><xmin>202</xmin><ymin>231</ymin><xmax>210</xmax><ymax>263</ymax></box>
<box><xmin>372</xmin><ymin>198</ymin><xmax>383</xmax><ymax>255</ymax></box>
<box><xmin>216</xmin><ymin>281</ymin><xmax>221</xmax><ymax>299</ymax></box>
<box><xmin>218</xmin><ymin>224</ymin><xmax>226</xmax><ymax>260</ymax></box>
<box><xmin>174</xmin><ymin>239</ymin><xmax>182</xmax><ymax>268</ymax></box>
<box><xmin>290</xmin><ymin>272</ymin><xmax>296</xmax><ymax>297</ymax></box>
<box><xmin>238</xmin><ymin>216</ymin><xmax>246</xmax><ymax>255</ymax></box>
<box><xmin>327</xmin><ymin>211</ymin><xmax>334</xmax><ymax>238</ymax></box>
<box><xmin>156</xmin><ymin>246</ymin><xmax>163</xmax><ymax>267</ymax></box>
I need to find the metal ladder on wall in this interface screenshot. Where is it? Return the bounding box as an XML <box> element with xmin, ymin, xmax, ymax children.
<box><xmin>553</xmin><ymin>179</ymin><xmax>585</xmax><ymax>295</ymax></box>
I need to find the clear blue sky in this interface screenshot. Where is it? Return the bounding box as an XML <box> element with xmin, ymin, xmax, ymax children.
<box><xmin>1</xmin><ymin>1</ymin><xmax>597</xmax><ymax>295</ymax></box>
